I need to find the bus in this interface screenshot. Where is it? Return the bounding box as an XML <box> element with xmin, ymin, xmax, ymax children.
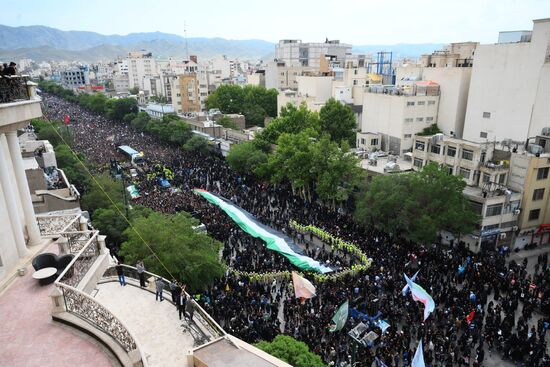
<box><xmin>117</xmin><ymin>145</ymin><xmax>145</xmax><ymax>167</ymax></box>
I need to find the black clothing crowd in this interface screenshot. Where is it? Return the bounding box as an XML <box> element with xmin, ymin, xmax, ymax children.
<box><xmin>42</xmin><ymin>93</ymin><xmax>550</xmax><ymax>366</ymax></box>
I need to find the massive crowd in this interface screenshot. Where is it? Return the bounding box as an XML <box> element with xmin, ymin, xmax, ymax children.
<box><xmin>42</xmin><ymin>93</ymin><xmax>550</xmax><ymax>366</ymax></box>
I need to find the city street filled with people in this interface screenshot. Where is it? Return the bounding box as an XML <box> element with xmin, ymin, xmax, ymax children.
<box><xmin>42</xmin><ymin>93</ymin><xmax>550</xmax><ymax>366</ymax></box>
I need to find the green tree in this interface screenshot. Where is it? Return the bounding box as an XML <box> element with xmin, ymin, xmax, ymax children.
<box><xmin>119</xmin><ymin>211</ymin><xmax>224</xmax><ymax>291</ymax></box>
<box><xmin>32</xmin><ymin>119</ymin><xmax>72</xmax><ymax>147</ymax></box>
<box><xmin>106</xmin><ymin>98</ymin><xmax>138</xmax><ymax>121</ymax></box>
<box><xmin>183</xmin><ymin>135</ymin><xmax>209</xmax><ymax>154</ymax></box>
<box><xmin>130</xmin><ymin>112</ymin><xmax>151</xmax><ymax>131</ymax></box>
<box><xmin>129</xmin><ymin>86</ymin><xmax>140</xmax><ymax>95</ymax></box>
<box><xmin>319</xmin><ymin>98</ymin><xmax>357</xmax><ymax>146</ymax></box>
<box><xmin>355</xmin><ymin>162</ymin><xmax>478</xmax><ymax>243</ymax></box>
<box><xmin>255</xmin><ymin>335</ymin><xmax>326</xmax><ymax>367</ymax></box>
<box><xmin>226</xmin><ymin>141</ymin><xmax>269</xmax><ymax>176</ymax></box>
<box><xmin>81</xmin><ymin>174</ymin><xmax>124</xmax><ymax>215</ymax></box>
<box><xmin>93</xmin><ymin>205</ymin><xmax>153</xmax><ymax>247</ymax></box>
<box><xmin>417</xmin><ymin>123</ymin><xmax>443</xmax><ymax>136</ymax></box>
<box><xmin>54</xmin><ymin>144</ymin><xmax>89</xmax><ymax>192</ymax></box>
<box><xmin>258</xmin><ymin>103</ymin><xmax>320</xmax><ymax>144</ymax></box>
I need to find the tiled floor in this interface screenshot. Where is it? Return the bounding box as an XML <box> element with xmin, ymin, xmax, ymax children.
<box><xmin>0</xmin><ymin>245</ymin><xmax>117</xmax><ymax>367</ymax></box>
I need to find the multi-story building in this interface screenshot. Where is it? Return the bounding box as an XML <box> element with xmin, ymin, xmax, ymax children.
<box><xmin>276</xmin><ymin>75</ymin><xmax>334</xmax><ymax>113</ymax></box>
<box><xmin>412</xmin><ymin>134</ymin><xmax>521</xmax><ymax>251</ymax></box>
<box><xmin>127</xmin><ymin>50</ymin><xmax>156</xmax><ymax>91</ymax></box>
<box><xmin>275</xmin><ymin>39</ymin><xmax>352</xmax><ymax>68</ymax></box>
<box><xmin>171</xmin><ymin>73</ymin><xmax>201</xmax><ymax>113</ymax></box>
<box><xmin>264</xmin><ymin>60</ymin><xmax>314</xmax><ymax>90</ymax></box>
<box><xmin>60</xmin><ymin>66</ymin><xmax>90</xmax><ymax>89</ymax></box>
<box><xmin>359</xmin><ymin>82</ymin><xmax>440</xmax><ymax>154</ymax></box>
<box><xmin>462</xmin><ymin>18</ymin><xmax>550</xmax><ymax>143</ymax></box>
<box><xmin>508</xmin><ymin>134</ymin><xmax>550</xmax><ymax>247</ymax></box>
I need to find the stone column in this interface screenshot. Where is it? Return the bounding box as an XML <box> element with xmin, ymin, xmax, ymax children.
<box><xmin>0</xmin><ymin>133</ymin><xmax>29</xmax><ymax>258</ymax></box>
<box><xmin>6</xmin><ymin>131</ymin><xmax>44</xmax><ymax>246</ymax></box>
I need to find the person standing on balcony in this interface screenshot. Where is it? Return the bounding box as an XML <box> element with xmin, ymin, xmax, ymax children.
<box><xmin>177</xmin><ymin>288</ymin><xmax>187</xmax><ymax>320</ymax></box>
<box><xmin>5</xmin><ymin>62</ymin><xmax>16</xmax><ymax>75</ymax></box>
<box><xmin>169</xmin><ymin>279</ymin><xmax>178</xmax><ymax>303</ymax></box>
<box><xmin>116</xmin><ymin>262</ymin><xmax>126</xmax><ymax>286</ymax></box>
<box><xmin>155</xmin><ymin>277</ymin><xmax>164</xmax><ymax>301</ymax></box>
<box><xmin>136</xmin><ymin>260</ymin><xmax>146</xmax><ymax>287</ymax></box>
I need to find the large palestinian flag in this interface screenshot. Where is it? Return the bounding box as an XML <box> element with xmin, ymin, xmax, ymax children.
<box><xmin>194</xmin><ymin>189</ymin><xmax>332</xmax><ymax>274</ymax></box>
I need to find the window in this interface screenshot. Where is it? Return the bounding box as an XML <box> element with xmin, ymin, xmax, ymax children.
<box><xmin>529</xmin><ymin>209</ymin><xmax>541</xmax><ymax>221</ymax></box>
<box><xmin>371</xmin><ymin>138</ymin><xmax>379</xmax><ymax>146</ymax></box>
<box><xmin>469</xmin><ymin>201</ymin><xmax>483</xmax><ymax>215</ymax></box>
<box><xmin>486</xmin><ymin>204</ymin><xmax>503</xmax><ymax>217</ymax></box>
<box><xmin>533</xmin><ymin>188</ymin><xmax>545</xmax><ymax>201</ymax></box>
<box><xmin>426</xmin><ymin>117</ymin><xmax>434</xmax><ymax>122</ymax></box>
<box><xmin>415</xmin><ymin>141</ymin><xmax>426</xmax><ymax>151</ymax></box>
<box><xmin>428</xmin><ymin>100</ymin><xmax>436</xmax><ymax>105</ymax></box>
<box><xmin>404</xmin><ymin>134</ymin><xmax>412</xmax><ymax>138</ymax></box>
<box><xmin>483</xmin><ymin>173</ymin><xmax>491</xmax><ymax>183</ymax></box>
<box><xmin>459</xmin><ymin>167</ymin><xmax>471</xmax><ymax>179</ymax></box>
<box><xmin>537</xmin><ymin>167</ymin><xmax>549</xmax><ymax>180</ymax></box>
<box><xmin>447</xmin><ymin>146</ymin><xmax>456</xmax><ymax>157</ymax></box>
<box><xmin>417</xmin><ymin>101</ymin><xmax>425</xmax><ymax>106</ymax></box>
<box><xmin>498</xmin><ymin>173</ymin><xmax>506</xmax><ymax>184</ymax></box>
<box><xmin>501</xmin><ymin>221</ymin><xmax>517</xmax><ymax>229</ymax></box>
<box><xmin>462</xmin><ymin>149</ymin><xmax>474</xmax><ymax>160</ymax></box>
<box><xmin>447</xmin><ymin>165</ymin><xmax>453</xmax><ymax>175</ymax></box>
<box><xmin>353</xmin><ymin>80</ymin><xmax>358</xmax><ymax>85</ymax></box>
<box><xmin>416</xmin><ymin>117</ymin><xmax>424</xmax><ymax>122</ymax></box>
<box><xmin>480</xmin><ymin>132</ymin><xmax>488</xmax><ymax>139</ymax></box>
<box><xmin>414</xmin><ymin>158</ymin><xmax>423</xmax><ymax>168</ymax></box>
<box><xmin>361</xmin><ymin>138</ymin><xmax>365</xmax><ymax>145</ymax></box>
<box><xmin>431</xmin><ymin>145</ymin><xmax>441</xmax><ymax>154</ymax></box>
<box><xmin>483</xmin><ymin>112</ymin><xmax>491</xmax><ymax>118</ymax></box>
<box><xmin>404</xmin><ymin>118</ymin><xmax>414</xmax><ymax>123</ymax></box>
<box><xmin>407</xmin><ymin>101</ymin><xmax>415</xmax><ymax>106</ymax></box>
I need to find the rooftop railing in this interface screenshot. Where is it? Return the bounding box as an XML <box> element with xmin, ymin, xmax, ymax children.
<box><xmin>0</xmin><ymin>75</ymin><xmax>30</xmax><ymax>104</ymax></box>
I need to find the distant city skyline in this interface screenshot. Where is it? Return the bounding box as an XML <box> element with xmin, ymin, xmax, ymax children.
<box><xmin>1</xmin><ymin>0</ymin><xmax>549</xmax><ymax>45</ymax></box>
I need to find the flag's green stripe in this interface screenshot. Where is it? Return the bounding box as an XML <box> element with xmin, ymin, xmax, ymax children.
<box><xmin>195</xmin><ymin>189</ymin><xmax>332</xmax><ymax>273</ymax></box>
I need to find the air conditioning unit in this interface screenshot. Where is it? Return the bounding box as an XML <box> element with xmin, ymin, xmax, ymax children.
<box><xmin>500</xmin><ymin>233</ymin><xmax>507</xmax><ymax>239</ymax></box>
<box><xmin>513</xmin><ymin>209</ymin><xmax>521</xmax><ymax>215</ymax></box>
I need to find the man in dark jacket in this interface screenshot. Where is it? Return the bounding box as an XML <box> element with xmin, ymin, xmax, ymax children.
<box><xmin>4</xmin><ymin>62</ymin><xmax>16</xmax><ymax>75</ymax></box>
<box><xmin>177</xmin><ymin>289</ymin><xmax>187</xmax><ymax>320</ymax></box>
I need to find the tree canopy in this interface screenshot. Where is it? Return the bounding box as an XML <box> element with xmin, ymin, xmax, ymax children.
<box><xmin>226</xmin><ymin>140</ymin><xmax>269</xmax><ymax>177</ymax></box>
<box><xmin>119</xmin><ymin>211</ymin><xmax>225</xmax><ymax>291</ymax></box>
<box><xmin>255</xmin><ymin>335</ymin><xmax>326</xmax><ymax>367</ymax></box>
<box><xmin>205</xmin><ymin>84</ymin><xmax>278</xmax><ymax>127</ymax></box>
<box><xmin>319</xmin><ymin>98</ymin><xmax>356</xmax><ymax>147</ymax></box>
<box><xmin>355</xmin><ymin>162</ymin><xmax>478</xmax><ymax>243</ymax></box>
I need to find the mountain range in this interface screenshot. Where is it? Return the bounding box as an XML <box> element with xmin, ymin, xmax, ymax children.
<box><xmin>0</xmin><ymin>25</ymin><xmax>443</xmax><ymax>62</ymax></box>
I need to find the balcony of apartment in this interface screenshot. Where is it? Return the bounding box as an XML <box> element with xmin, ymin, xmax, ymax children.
<box><xmin>0</xmin><ymin>217</ymin><xmax>289</xmax><ymax>367</ymax></box>
<box><xmin>479</xmin><ymin>160</ymin><xmax>509</xmax><ymax>174</ymax></box>
<box><xmin>0</xmin><ymin>75</ymin><xmax>42</xmax><ymax>133</ymax></box>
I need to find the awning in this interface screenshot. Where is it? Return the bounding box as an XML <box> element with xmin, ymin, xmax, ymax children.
<box><xmin>535</xmin><ymin>223</ymin><xmax>550</xmax><ymax>234</ymax></box>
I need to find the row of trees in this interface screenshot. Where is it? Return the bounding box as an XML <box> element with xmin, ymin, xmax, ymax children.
<box><xmin>205</xmin><ymin>84</ymin><xmax>278</xmax><ymax>127</ymax></box>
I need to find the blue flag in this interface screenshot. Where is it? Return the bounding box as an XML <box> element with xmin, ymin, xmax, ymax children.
<box><xmin>412</xmin><ymin>339</ymin><xmax>425</xmax><ymax>367</ymax></box>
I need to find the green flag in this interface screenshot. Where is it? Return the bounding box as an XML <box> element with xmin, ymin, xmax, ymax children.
<box><xmin>329</xmin><ymin>300</ymin><xmax>349</xmax><ymax>332</ymax></box>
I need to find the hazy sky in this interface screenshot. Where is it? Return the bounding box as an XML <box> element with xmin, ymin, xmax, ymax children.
<box><xmin>1</xmin><ymin>0</ymin><xmax>549</xmax><ymax>44</ymax></box>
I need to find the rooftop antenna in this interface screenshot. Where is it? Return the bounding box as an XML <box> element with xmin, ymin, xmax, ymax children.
<box><xmin>184</xmin><ymin>21</ymin><xmax>189</xmax><ymax>61</ymax></box>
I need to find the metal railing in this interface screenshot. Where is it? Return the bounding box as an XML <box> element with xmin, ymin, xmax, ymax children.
<box><xmin>58</xmin><ymin>231</ymin><xmax>100</xmax><ymax>287</ymax></box>
<box><xmin>63</xmin><ymin>230</ymin><xmax>95</xmax><ymax>254</ymax></box>
<box><xmin>36</xmin><ymin>213</ymin><xmax>80</xmax><ymax>236</ymax></box>
<box><xmin>56</xmin><ymin>282</ymin><xmax>138</xmax><ymax>352</ymax></box>
<box><xmin>102</xmin><ymin>264</ymin><xmax>227</xmax><ymax>339</ymax></box>
<box><xmin>0</xmin><ymin>75</ymin><xmax>30</xmax><ymax>103</ymax></box>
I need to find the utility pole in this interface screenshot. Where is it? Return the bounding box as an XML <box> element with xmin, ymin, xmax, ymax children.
<box><xmin>184</xmin><ymin>21</ymin><xmax>189</xmax><ymax>61</ymax></box>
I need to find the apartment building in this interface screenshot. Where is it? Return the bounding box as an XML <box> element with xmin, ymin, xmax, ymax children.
<box><xmin>412</xmin><ymin>134</ymin><xmax>521</xmax><ymax>251</ymax></box>
<box><xmin>508</xmin><ymin>134</ymin><xmax>550</xmax><ymax>247</ymax></box>
<box><xmin>275</xmin><ymin>39</ymin><xmax>352</xmax><ymax>68</ymax></box>
<box><xmin>127</xmin><ymin>51</ymin><xmax>156</xmax><ymax>91</ymax></box>
<box><xmin>171</xmin><ymin>73</ymin><xmax>201</xmax><ymax>113</ymax></box>
<box><xmin>462</xmin><ymin>18</ymin><xmax>550</xmax><ymax>143</ymax></box>
<box><xmin>276</xmin><ymin>75</ymin><xmax>333</xmax><ymax>113</ymax></box>
<box><xmin>359</xmin><ymin>82</ymin><xmax>440</xmax><ymax>154</ymax></box>
<box><xmin>60</xmin><ymin>66</ymin><xmax>89</xmax><ymax>89</ymax></box>
<box><xmin>265</xmin><ymin>60</ymin><xmax>314</xmax><ymax>90</ymax></box>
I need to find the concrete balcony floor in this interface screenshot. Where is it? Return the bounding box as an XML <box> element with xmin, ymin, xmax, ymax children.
<box><xmin>0</xmin><ymin>244</ymin><xmax>118</xmax><ymax>367</ymax></box>
<box><xmin>94</xmin><ymin>281</ymin><xmax>214</xmax><ymax>367</ymax></box>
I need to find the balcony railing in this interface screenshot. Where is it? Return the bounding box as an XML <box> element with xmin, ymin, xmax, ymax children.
<box><xmin>0</xmin><ymin>75</ymin><xmax>30</xmax><ymax>104</ymax></box>
<box><xmin>102</xmin><ymin>265</ymin><xmax>227</xmax><ymax>339</ymax></box>
<box><xmin>57</xmin><ymin>231</ymin><xmax>100</xmax><ymax>287</ymax></box>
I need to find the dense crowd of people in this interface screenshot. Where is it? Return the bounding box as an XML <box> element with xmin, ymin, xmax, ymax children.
<box><xmin>42</xmin><ymin>93</ymin><xmax>550</xmax><ymax>366</ymax></box>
